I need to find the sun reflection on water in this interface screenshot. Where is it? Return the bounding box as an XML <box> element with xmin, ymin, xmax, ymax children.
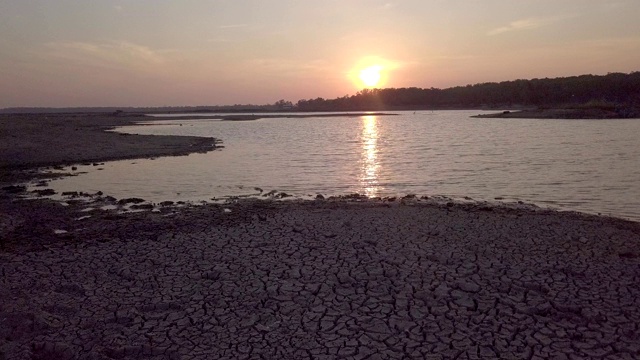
<box><xmin>361</xmin><ymin>115</ymin><xmax>380</xmax><ymax>197</ymax></box>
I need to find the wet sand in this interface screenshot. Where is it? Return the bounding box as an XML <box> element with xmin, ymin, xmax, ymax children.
<box><xmin>1</xmin><ymin>113</ymin><xmax>640</xmax><ymax>359</ymax></box>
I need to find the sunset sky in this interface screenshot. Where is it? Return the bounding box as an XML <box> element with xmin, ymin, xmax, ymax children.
<box><xmin>1</xmin><ymin>0</ymin><xmax>639</xmax><ymax>107</ymax></box>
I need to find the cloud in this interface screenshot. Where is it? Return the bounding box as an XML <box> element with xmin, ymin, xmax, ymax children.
<box><xmin>246</xmin><ymin>58</ymin><xmax>331</xmax><ymax>75</ymax></box>
<box><xmin>487</xmin><ymin>15</ymin><xmax>577</xmax><ymax>36</ymax></box>
<box><xmin>602</xmin><ymin>1</ymin><xmax>631</xmax><ymax>10</ymax></box>
<box><xmin>43</xmin><ymin>41</ymin><xmax>169</xmax><ymax>71</ymax></box>
<box><xmin>114</xmin><ymin>5</ymin><xmax>123</xmax><ymax>12</ymax></box>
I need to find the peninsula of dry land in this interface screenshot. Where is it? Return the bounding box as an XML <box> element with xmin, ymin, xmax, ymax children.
<box><xmin>0</xmin><ymin>113</ymin><xmax>217</xmax><ymax>182</ymax></box>
<box><xmin>472</xmin><ymin>107</ymin><xmax>640</xmax><ymax>119</ymax></box>
<box><xmin>1</xmin><ymin>113</ymin><xmax>639</xmax><ymax>359</ymax></box>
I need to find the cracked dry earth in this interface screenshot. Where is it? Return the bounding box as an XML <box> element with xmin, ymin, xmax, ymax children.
<box><xmin>1</xmin><ymin>202</ymin><xmax>640</xmax><ymax>359</ymax></box>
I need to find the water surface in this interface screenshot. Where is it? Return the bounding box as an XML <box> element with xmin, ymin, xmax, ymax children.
<box><xmin>45</xmin><ymin>111</ymin><xmax>640</xmax><ymax>221</ymax></box>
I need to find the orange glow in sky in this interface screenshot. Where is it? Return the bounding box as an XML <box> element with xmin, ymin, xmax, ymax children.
<box><xmin>0</xmin><ymin>1</ymin><xmax>639</xmax><ymax>107</ymax></box>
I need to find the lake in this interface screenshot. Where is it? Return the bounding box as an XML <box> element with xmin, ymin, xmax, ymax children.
<box><xmin>44</xmin><ymin>111</ymin><xmax>640</xmax><ymax>221</ymax></box>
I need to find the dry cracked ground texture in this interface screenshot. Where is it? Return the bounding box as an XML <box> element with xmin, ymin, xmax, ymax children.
<box><xmin>1</xmin><ymin>205</ymin><xmax>640</xmax><ymax>359</ymax></box>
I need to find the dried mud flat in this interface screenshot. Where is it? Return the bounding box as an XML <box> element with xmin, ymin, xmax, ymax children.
<box><xmin>1</xmin><ymin>198</ymin><xmax>639</xmax><ymax>360</ymax></box>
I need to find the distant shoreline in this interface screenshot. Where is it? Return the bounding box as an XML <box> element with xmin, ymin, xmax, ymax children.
<box><xmin>472</xmin><ymin>108</ymin><xmax>640</xmax><ymax>119</ymax></box>
<box><xmin>154</xmin><ymin>112</ymin><xmax>397</xmax><ymax>121</ymax></box>
<box><xmin>5</xmin><ymin>107</ymin><xmax>640</xmax><ymax>120</ymax></box>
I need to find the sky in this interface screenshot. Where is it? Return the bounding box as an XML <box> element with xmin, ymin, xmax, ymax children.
<box><xmin>1</xmin><ymin>0</ymin><xmax>639</xmax><ymax>108</ymax></box>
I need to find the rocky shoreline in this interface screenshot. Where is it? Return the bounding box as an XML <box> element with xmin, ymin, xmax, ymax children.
<box><xmin>1</xmin><ymin>113</ymin><xmax>640</xmax><ymax>359</ymax></box>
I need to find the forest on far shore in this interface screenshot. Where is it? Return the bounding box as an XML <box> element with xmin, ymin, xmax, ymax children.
<box><xmin>2</xmin><ymin>72</ymin><xmax>639</xmax><ymax>115</ymax></box>
<box><xmin>295</xmin><ymin>72</ymin><xmax>640</xmax><ymax>112</ymax></box>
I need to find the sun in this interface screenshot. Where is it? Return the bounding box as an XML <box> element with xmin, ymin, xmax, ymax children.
<box><xmin>359</xmin><ymin>65</ymin><xmax>383</xmax><ymax>87</ymax></box>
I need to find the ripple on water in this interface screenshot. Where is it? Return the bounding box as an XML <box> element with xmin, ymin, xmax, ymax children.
<box><xmin>36</xmin><ymin>111</ymin><xmax>640</xmax><ymax>222</ymax></box>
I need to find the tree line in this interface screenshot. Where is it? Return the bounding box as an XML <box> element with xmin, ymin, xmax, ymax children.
<box><xmin>296</xmin><ymin>72</ymin><xmax>640</xmax><ymax>111</ymax></box>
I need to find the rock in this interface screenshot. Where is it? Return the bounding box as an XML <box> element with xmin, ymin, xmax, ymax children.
<box><xmin>117</xmin><ymin>197</ymin><xmax>145</xmax><ymax>205</ymax></box>
<box><xmin>32</xmin><ymin>189</ymin><xmax>56</xmax><ymax>196</ymax></box>
<box><xmin>2</xmin><ymin>185</ymin><xmax>27</xmax><ymax>194</ymax></box>
<box><xmin>343</xmin><ymin>193</ymin><xmax>367</xmax><ymax>200</ymax></box>
<box><xmin>131</xmin><ymin>204</ymin><xmax>154</xmax><ymax>210</ymax></box>
<box><xmin>315</xmin><ymin>194</ymin><xmax>325</xmax><ymax>200</ymax></box>
<box><xmin>160</xmin><ymin>201</ymin><xmax>175</xmax><ymax>207</ymax></box>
